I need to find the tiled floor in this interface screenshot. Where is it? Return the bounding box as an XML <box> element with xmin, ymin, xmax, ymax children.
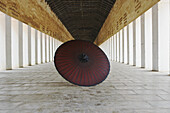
<box><xmin>0</xmin><ymin>62</ymin><xmax>170</xmax><ymax>113</ymax></box>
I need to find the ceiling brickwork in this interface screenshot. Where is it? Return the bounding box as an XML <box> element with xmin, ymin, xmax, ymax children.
<box><xmin>45</xmin><ymin>0</ymin><xmax>116</xmax><ymax>42</ymax></box>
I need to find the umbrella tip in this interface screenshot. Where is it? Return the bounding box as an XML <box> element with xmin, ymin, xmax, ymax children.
<box><xmin>78</xmin><ymin>53</ymin><xmax>89</xmax><ymax>63</ymax></box>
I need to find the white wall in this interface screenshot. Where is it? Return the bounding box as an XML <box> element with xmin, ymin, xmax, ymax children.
<box><xmin>0</xmin><ymin>12</ymin><xmax>6</xmax><ymax>70</ymax></box>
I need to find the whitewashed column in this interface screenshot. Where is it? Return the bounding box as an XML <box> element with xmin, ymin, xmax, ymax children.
<box><xmin>5</xmin><ymin>15</ymin><xmax>12</xmax><ymax>70</ymax></box>
<box><xmin>35</xmin><ymin>30</ymin><xmax>38</xmax><ymax>64</ymax></box>
<box><xmin>37</xmin><ymin>31</ymin><xmax>41</xmax><ymax>64</ymax></box>
<box><xmin>51</xmin><ymin>37</ymin><xmax>54</xmax><ymax>61</ymax></box>
<box><xmin>119</xmin><ymin>32</ymin><xmax>121</xmax><ymax>62</ymax></box>
<box><xmin>127</xmin><ymin>25</ymin><xmax>130</xmax><ymax>64</ymax></box>
<box><xmin>152</xmin><ymin>4</ymin><xmax>159</xmax><ymax>71</ymax></box>
<box><xmin>116</xmin><ymin>34</ymin><xmax>117</xmax><ymax>62</ymax></box>
<box><xmin>158</xmin><ymin>0</ymin><xmax>170</xmax><ymax>73</ymax></box>
<box><xmin>0</xmin><ymin>12</ymin><xmax>6</xmax><ymax>70</ymax></box>
<box><xmin>113</xmin><ymin>36</ymin><xmax>115</xmax><ymax>61</ymax></box>
<box><xmin>111</xmin><ymin>36</ymin><xmax>114</xmax><ymax>61</ymax></box>
<box><xmin>133</xmin><ymin>20</ymin><xmax>136</xmax><ymax>66</ymax></box>
<box><xmin>41</xmin><ymin>33</ymin><xmax>43</xmax><ymax>63</ymax></box>
<box><xmin>19</xmin><ymin>22</ymin><xmax>23</xmax><ymax>68</ymax></box>
<box><xmin>45</xmin><ymin>35</ymin><xmax>47</xmax><ymax>63</ymax></box>
<box><xmin>11</xmin><ymin>18</ymin><xmax>19</xmax><ymax>69</ymax></box>
<box><xmin>49</xmin><ymin>36</ymin><xmax>51</xmax><ymax>62</ymax></box>
<box><xmin>31</xmin><ymin>28</ymin><xmax>35</xmax><ymax>65</ymax></box>
<box><xmin>28</xmin><ymin>26</ymin><xmax>32</xmax><ymax>66</ymax></box>
<box><xmin>122</xmin><ymin>28</ymin><xmax>124</xmax><ymax>63</ymax></box>
<box><xmin>141</xmin><ymin>14</ymin><xmax>145</xmax><ymax>68</ymax></box>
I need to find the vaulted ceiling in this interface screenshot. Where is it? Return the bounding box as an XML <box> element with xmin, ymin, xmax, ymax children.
<box><xmin>45</xmin><ymin>0</ymin><xmax>116</xmax><ymax>42</ymax></box>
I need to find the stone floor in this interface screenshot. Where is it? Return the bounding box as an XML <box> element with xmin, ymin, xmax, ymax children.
<box><xmin>0</xmin><ymin>62</ymin><xmax>170</xmax><ymax>113</ymax></box>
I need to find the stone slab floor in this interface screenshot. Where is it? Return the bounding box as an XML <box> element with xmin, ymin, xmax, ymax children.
<box><xmin>0</xmin><ymin>61</ymin><xmax>170</xmax><ymax>113</ymax></box>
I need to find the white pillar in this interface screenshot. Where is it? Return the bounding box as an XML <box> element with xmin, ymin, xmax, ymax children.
<box><xmin>35</xmin><ymin>30</ymin><xmax>38</xmax><ymax>64</ymax></box>
<box><xmin>136</xmin><ymin>17</ymin><xmax>142</xmax><ymax>67</ymax></box>
<box><xmin>127</xmin><ymin>25</ymin><xmax>130</xmax><ymax>64</ymax></box>
<box><xmin>111</xmin><ymin>36</ymin><xmax>114</xmax><ymax>61</ymax></box>
<box><xmin>31</xmin><ymin>28</ymin><xmax>35</xmax><ymax>65</ymax></box>
<box><xmin>145</xmin><ymin>8</ymin><xmax>152</xmax><ymax>70</ymax></box>
<box><xmin>116</xmin><ymin>34</ymin><xmax>117</xmax><ymax>62</ymax></box>
<box><xmin>19</xmin><ymin>22</ymin><xmax>23</xmax><ymax>68</ymax></box>
<box><xmin>133</xmin><ymin>20</ymin><xmax>136</xmax><ymax>66</ymax></box>
<box><xmin>41</xmin><ymin>33</ymin><xmax>44</xmax><ymax>63</ymax></box>
<box><xmin>141</xmin><ymin>14</ymin><xmax>145</xmax><ymax>68</ymax></box>
<box><xmin>5</xmin><ymin>15</ymin><xmax>12</xmax><ymax>70</ymax></box>
<box><xmin>113</xmin><ymin>36</ymin><xmax>115</xmax><ymax>61</ymax></box>
<box><xmin>45</xmin><ymin>35</ymin><xmax>47</xmax><ymax>63</ymax></box>
<box><xmin>28</xmin><ymin>26</ymin><xmax>32</xmax><ymax>66</ymax></box>
<box><xmin>52</xmin><ymin>38</ymin><xmax>54</xmax><ymax>60</ymax></box>
<box><xmin>152</xmin><ymin>4</ymin><xmax>159</xmax><ymax>71</ymax></box>
<box><xmin>37</xmin><ymin>31</ymin><xmax>41</xmax><ymax>64</ymax></box>
<box><xmin>49</xmin><ymin>36</ymin><xmax>51</xmax><ymax>62</ymax></box>
<box><xmin>11</xmin><ymin>18</ymin><xmax>19</xmax><ymax>69</ymax></box>
<box><xmin>0</xmin><ymin>12</ymin><xmax>6</xmax><ymax>70</ymax></box>
<box><xmin>109</xmin><ymin>38</ymin><xmax>112</xmax><ymax>60</ymax></box>
<box><xmin>119</xmin><ymin>31</ymin><xmax>122</xmax><ymax>62</ymax></box>
<box><xmin>124</xmin><ymin>26</ymin><xmax>128</xmax><ymax>64</ymax></box>
<box><xmin>122</xmin><ymin>29</ymin><xmax>124</xmax><ymax>63</ymax></box>
<box><xmin>129</xmin><ymin>22</ymin><xmax>133</xmax><ymax>65</ymax></box>
<box><xmin>46</xmin><ymin>35</ymin><xmax>49</xmax><ymax>62</ymax></box>
<box><xmin>158</xmin><ymin>0</ymin><xmax>170</xmax><ymax>73</ymax></box>
<box><xmin>119</xmin><ymin>32</ymin><xmax>121</xmax><ymax>62</ymax></box>
<box><xmin>23</xmin><ymin>23</ymin><xmax>28</xmax><ymax>66</ymax></box>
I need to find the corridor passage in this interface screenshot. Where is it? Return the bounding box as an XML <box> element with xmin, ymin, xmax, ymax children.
<box><xmin>0</xmin><ymin>62</ymin><xmax>170</xmax><ymax>113</ymax></box>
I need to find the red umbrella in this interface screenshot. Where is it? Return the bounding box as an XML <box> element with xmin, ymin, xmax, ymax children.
<box><xmin>54</xmin><ymin>40</ymin><xmax>110</xmax><ymax>86</ymax></box>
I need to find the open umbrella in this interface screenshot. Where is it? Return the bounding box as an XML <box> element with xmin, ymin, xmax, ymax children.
<box><xmin>54</xmin><ymin>40</ymin><xmax>110</xmax><ymax>86</ymax></box>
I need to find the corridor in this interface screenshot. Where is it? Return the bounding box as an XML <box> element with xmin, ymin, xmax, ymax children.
<box><xmin>0</xmin><ymin>62</ymin><xmax>170</xmax><ymax>113</ymax></box>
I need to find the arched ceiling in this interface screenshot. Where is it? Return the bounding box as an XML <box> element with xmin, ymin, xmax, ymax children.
<box><xmin>45</xmin><ymin>0</ymin><xmax>116</xmax><ymax>42</ymax></box>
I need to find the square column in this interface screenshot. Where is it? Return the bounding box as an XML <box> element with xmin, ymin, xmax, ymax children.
<box><xmin>113</xmin><ymin>36</ymin><xmax>115</xmax><ymax>61</ymax></box>
<box><xmin>0</xmin><ymin>12</ymin><xmax>6</xmax><ymax>70</ymax></box>
<box><xmin>37</xmin><ymin>31</ymin><xmax>41</xmax><ymax>64</ymax></box>
<box><xmin>49</xmin><ymin>36</ymin><xmax>51</xmax><ymax>62</ymax></box>
<box><xmin>133</xmin><ymin>20</ymin><xmax>136</xmax><ymax>66</ymax></box>
<box><xmin>119</xmin><ymin>32</ymin><xmax>121</xmax><ymax>62</ymax></box>
<box><xmin>45</xmin><ymin>35</ymin><xmax>47</xmax><ymax>63</ymax></box>
<box><xmin>111</xmin><ymin>36</ymin><xmax>114</xmax><ymax>61</ymax></box>
<box><xmin>158</xmin><ymin>0</ymin><xmax>170</xmax><ymax>73</ymax></box>
<box><xmin>52</xmin><ymin>38</ymin><xmax>54</xmax><ymax>61</ymax></box>
<box><xmin>115</xmin><ymin>34</ymin><xmax>117</xmax><ymax>62</ymax></box>
<box><xmin>11</xmin><ymin>18</ymin><xmax>19</xmax><ymax>69</ymax></box>
<box><xmin>127</xmin><ymin>25</ymin><xmax>130</xmax><ymax>64</ymax></box>
<box><xmin>35</xmin><ymin>30</ymin><xmax>38</xmax><ymax>64</ymax></box>
<box><xmin>28</xmin><ymin>26</ymin><xmax>32</xmax><ymax>66</ymax></box>
<box><xmin>152</xmin><ymin>4</ymin><xmax>159</xmax><ymax>71</ymax></box>
<box><xmin>141</xmin><ymin>14</ymin><xmax>145</xmax><ymax>68</ymax></box>
<box><xmin>19</xmin><ymin>22</ymin><xmax>23</xmax><ymax>68</ymax></box>
<box><xmin>5</xmin><ymin>15</ymin><xmax>12</xmax><ymax>70</ymax></box>
<box><xmin>122</xmin><ymin>29</ymin><xmax>124</xmax><ymax>63</ymax></box>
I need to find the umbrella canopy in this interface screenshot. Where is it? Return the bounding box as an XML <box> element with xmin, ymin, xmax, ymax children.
<box><xmin>54</xmin><ymin>40</ymin><xmax>110</xmax><ymax>86</ymax></box>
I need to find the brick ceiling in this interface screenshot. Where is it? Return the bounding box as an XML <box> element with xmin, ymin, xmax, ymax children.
<box><xmin>45</xmin><ymin>0</ymin><xmax>116</xmax><ymax>42</ymax></box>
